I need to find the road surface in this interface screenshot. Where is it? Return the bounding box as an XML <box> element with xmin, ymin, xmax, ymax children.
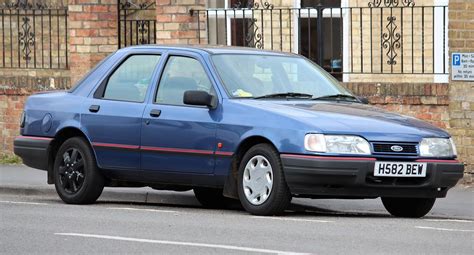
<box><xmin>1</xmin><ymin>165</ymin><xmax>473</xmax><ymax>254</ymax></box>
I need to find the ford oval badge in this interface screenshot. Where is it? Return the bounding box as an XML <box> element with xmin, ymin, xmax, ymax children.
<box><xmin>390</xmin><ymin>145</ymin><xmax>403</xmax><ymax>152</ymax></box>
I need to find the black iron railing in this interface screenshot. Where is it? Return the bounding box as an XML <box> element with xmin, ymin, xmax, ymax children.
<box><xmin>191</xmin><ymin>0</ymin><xmax>448</xmax><ymax>77</ymax></box>
<box><xmin>0</xmin><ymin>0</ymin><xmax>68</xmax><ymax>69</ymax></box>
<box><xmin>117</xmin><ymin>0</ymin><xmax>156</xmax><ymax>49</ymax></box>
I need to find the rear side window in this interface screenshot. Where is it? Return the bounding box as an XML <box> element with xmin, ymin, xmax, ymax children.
<box><xmin>155</xmin><ymin>56</ymin><xmax>215</xmax><ymax>106</ymax></box>
<box><xmin>103</xmin><ymin>55</ymin><xmax>161</xmax><ymax>102</ymax></box>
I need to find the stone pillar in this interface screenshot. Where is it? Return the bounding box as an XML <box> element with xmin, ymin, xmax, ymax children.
<box><xmin>68</xmin><ymin>0</ymin><xmax>118</xmax><ymax>84</ymax></box>
<box><xmin>156</xmin><ymin>0</ymin><xmax>206</xmax><ymax>45</ymax></box>
<box><xmin>448</xmin><ymin>0</ymin><xmax>474</xmax><ymax>182</ymax></box>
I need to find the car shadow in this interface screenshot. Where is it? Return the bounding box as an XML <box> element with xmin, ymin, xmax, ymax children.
<box><xmin>93</xmin><ymin>191</ymin><xmax>392</xmax><ymax>218</ymax></box>
<box><xmin>287</xmin><ymin>202</ymin><xmax>390</xmax><ymax>218</ymax></box>
<box><xmin>41</xmin><ymin>191</ymin><xmax>470</xmax><ymax>220</ymax></box>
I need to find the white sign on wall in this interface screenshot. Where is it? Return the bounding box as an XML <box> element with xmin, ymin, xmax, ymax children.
<box><xmin>452</xmin><ymin>53</ymin><xmax>474</xmax><ymax>81</ymax></box>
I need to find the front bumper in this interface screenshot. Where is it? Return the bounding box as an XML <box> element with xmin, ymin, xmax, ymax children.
<box><xmin>14</xmin><ymin>136</ymin><xmax>53</xmax><ymax>170</ymax></box>
<box><xmin>281</xmin><ymin>154</ymin><xmax>464</xmax><ymax>199</ymax></box>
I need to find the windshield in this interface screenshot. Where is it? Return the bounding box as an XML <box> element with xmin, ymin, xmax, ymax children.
<box><xmin>211</xmin><ymin>54</ymin><xmax>352</xmax><ymax>99</ymax></box>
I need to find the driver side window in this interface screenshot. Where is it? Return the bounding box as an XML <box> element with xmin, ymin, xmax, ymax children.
<box><xmin>155</xmin><ymin>56</ymin><xmax>215</xmax><ymax>106</ymax></box>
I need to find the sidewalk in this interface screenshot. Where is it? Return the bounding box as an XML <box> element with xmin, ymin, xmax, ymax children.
<box><xmin>0</xmin><ymin>164</ymin><xmax>201</xmax><ymax>206</ymax></box>
<box><xmin>1</xmin><ymin>164</ymin><xmax>473</xmax><ymax>219</ymax></box>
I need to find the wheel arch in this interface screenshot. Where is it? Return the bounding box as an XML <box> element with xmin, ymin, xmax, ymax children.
<box><xmin>222</xmin><ymin>135</ymin><xmax>279</xmax><ymax>199</ymax></box>
<box><xmin>47</xmin><ymin>127</ymin><xmax>95</xmax><ymax>184</ymax></box>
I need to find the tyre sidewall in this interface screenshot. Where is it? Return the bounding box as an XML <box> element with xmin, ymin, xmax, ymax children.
<box><xmin>237</xmin><ymin>144</ymin><xmax>290</xmax><ymax>215</ymax></box>
<box><xmin>54</xmin><ymin>137</ymin><xmax>103</xmax><ymax>204</ymax></box>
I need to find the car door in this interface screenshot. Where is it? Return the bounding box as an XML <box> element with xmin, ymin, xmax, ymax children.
<box><xmin>82</xmin><ymin>54</ymin><xmax>162</xmax><ymax>170</ymax></box>
<box><xmin>140</xmin><ymin>53</ymin><xmax>219</xmax><ymax>174</ymax></box>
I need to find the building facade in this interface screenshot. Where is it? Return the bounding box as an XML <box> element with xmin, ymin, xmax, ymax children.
<box><xmin>0</xmin><ymin>0</ymin><xmax>472</xmax><ymax>181</ymax></box>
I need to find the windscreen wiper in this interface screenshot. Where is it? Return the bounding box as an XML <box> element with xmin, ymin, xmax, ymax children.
<box><xmin>311</xmin><ymin>94</ymin><xmax>359</xmax><ymax>102</ymax></box>
<box><xmin>253</xmin><ymin>92</ymin><xmax>313</xmax><ymax>99</ymax></box>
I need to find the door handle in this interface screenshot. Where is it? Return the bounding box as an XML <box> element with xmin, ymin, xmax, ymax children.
<box><xmin>89</xmin><ymin>105</ymin><xmax>100</xmax><ymax>113</ymax></box>
<box><xmin>149</xmin><ymin>109</ymin><xmax>161</xmax><ymax>117</ymax></box>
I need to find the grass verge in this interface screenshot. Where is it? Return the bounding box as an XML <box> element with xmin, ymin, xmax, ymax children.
<box><xmin>0</xmin><ymin>154</ymin><xmax>22</xmax><ymax>164</ymax></box>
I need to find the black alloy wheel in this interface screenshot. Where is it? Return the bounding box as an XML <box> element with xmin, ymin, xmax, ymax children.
<box><xmin>54</xmin><ymin>137</ymin><xmax>104</xmax><ymax>204</ymax></box>
<box><xmin>58</xmin><ymin>148</ymin><xmax>85</xmax><ymax>194</ymax></box>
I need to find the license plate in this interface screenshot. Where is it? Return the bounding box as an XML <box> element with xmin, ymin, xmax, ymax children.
<box><xmin>374</xmin><ymin>162</ymin><xmax>427</xmax><ymax>177</ymax></box>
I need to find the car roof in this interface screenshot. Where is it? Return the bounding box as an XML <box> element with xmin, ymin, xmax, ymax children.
<box><xmin>119</xmin><ymin>44</ymin><xmax>296</xmax><ymax>56</ymax></box>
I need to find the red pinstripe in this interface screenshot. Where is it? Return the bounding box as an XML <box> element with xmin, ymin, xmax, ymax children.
<box><xmin>92</xmin><ymin>142</ymin><xmax>139</xmax><ymax>150</ymax></box>
<box><xmin>91</xmin><ymin>142</ymin><xmax>233</xmax><ymax>157</ymax></box>
<box><xmin>281</xmin><ymin>154</ymin><xmax>459</xmax><ymax>163</ymax></box>
<box><xmin>141</xmin><ymin>146</ymin><xmax>214</xmax><ymax>155</ymax></box>
<box><xmin>280</xmin><ymin>154</ymin><xmax>377</xmax><ymax>161</ymax></box>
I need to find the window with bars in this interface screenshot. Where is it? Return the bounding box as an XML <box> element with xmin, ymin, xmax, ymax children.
<box><xmin>197</xmin><ymin>0</ymin><xmax>449</xmax><ymax>82</ymax></box>
<box><xmin>207</xmin><ymin>0</ymin><xmax>256</xmax><ymax>47</ymax></box>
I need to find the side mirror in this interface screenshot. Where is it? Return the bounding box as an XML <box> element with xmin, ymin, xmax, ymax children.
<box><xmin>183</xmin><ymin>90</ymin><xmax>217</xmax><ymax>109</ymax></box>
<box><xmin>358</xmin><ymin>96</ymin><xmax>369</xmax><ymax>104</ymax></box>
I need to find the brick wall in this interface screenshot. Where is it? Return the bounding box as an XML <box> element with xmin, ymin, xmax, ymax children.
<box><xmin>448</xmin><ymin>0</ymin><xmax>474</xmax><ymax>182</ymax></box>
<box><xmin>155</xmin><ymin>0</ymin><xmax>206</xmax><ymax>45</ymax></box>
<box><xmin>68</xmin><ymin>0</ymin><xmax>118</xmax><ymax>85</ymax></box>
<box><xmin>0</xmin><ymin>90</ymin><xmax>29</xmax><ymax>154</ymax></box>
<box><xmin>345</xmin><ymin>83</ymin><xmax>450</xmax><ymax>128</ymax></box>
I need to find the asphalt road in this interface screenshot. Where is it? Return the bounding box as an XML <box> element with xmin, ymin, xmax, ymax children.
<box><xmin>1</xmin><ymin>165</ymin><xmax>473</xmax><ymax>254</ymax></box>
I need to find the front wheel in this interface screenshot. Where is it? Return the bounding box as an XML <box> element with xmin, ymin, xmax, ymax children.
<box><xmin>237</xmin><ymin>144</ymin><xmax>292</xmax><ymax>215</ymax></box>
<box><xmin>381</xmin><ymin>197</ymin><xmax>436</xmax><ymax>218</ymax></box>
<box><xmin>54</xmin><ymin>137</ymin><xmax>104</xmax><ymax>204</ymax></box>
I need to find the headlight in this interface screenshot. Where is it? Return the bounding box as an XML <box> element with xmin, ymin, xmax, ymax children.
<box><xmin>419</xmin><ymin>138</ymin><xmax>457</xmax><ymax>157</ymax></box>
<box><xmin>305</xmin><ymin>134</ymin><xmax>371</xmax><ymax>155</ymax></box>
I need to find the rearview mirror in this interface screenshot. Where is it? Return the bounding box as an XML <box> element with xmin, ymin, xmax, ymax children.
<box><xmin>183</xmin><ymin>90</ymin><xmax>217</xmax><ymax>109</ymax></box>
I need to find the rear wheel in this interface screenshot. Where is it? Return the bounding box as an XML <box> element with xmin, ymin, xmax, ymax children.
<box><xmin>193</xmin><ymin>188</ymin><xmax>234</xmax><ymax>209</ymax></box>
<box><xmin>54</xmin><ymin>137</ymin><xmax>104</xmax><ymax>204</ymax></box>
<box><xmin>237</xmin><ymin>144</ymin><xmax>291</xmax><ymax>215</ymax></box>
<box><xmin>381</xmin><ymin>197</ymin><xmax>436</xmax><ymax>218</ymax></box>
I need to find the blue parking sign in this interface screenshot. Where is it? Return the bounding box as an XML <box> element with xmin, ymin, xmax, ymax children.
<box><xmin>452</xmin><ymin>52</ymin><xmax>474</xmax><ymax>81</ymax></box>
<box><xmin>453</xmin><ymin>54</ymin><xmax>461</xmax><ymax>66</ymax></box>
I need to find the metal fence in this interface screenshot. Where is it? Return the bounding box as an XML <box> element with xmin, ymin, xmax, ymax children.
<box><xmin>0</xmin><ymin>0</ymin><xmax>68</xmax><ymax>69</ymax></box>
<box><xmin>192</xmin><ymin>1</ymin><xmax>448</xmax><ymax>77</ymax></box>
<box><xmin>117</xmin><ymin>0</ymin><xmax>156</xmax><ymax>49</ymax></box>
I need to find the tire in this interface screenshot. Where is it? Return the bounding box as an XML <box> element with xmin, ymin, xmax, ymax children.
<box><xmin>237</xmin><ymin>143</ymin><xmax>292</xmax><ymax>215</ymax></box>
<box><xmin>53</xmin><ymin>137</ymin><xmax>104</xmax><ymax>204</ymax></box>
<box><xmin>193</xmin><ymin>188</ymin><xmax>234</xmax><ymax>209</ymax></box>
<box><xmin>381</xmin><ymin>197</ymin><xmax>436</xmax><ymax>218</ymax></box>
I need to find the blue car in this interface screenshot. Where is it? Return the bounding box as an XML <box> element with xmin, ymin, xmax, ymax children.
<box><xmin>14</xmin><ymin>45</ymin><xmax>463</xmax><ymax>217</ymax></box>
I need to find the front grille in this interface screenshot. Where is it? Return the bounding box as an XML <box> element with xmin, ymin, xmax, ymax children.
<box><xmin>372</xmin><ymin>143</ymin><xmax>418</xmax><ymax>155</ymax></box>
